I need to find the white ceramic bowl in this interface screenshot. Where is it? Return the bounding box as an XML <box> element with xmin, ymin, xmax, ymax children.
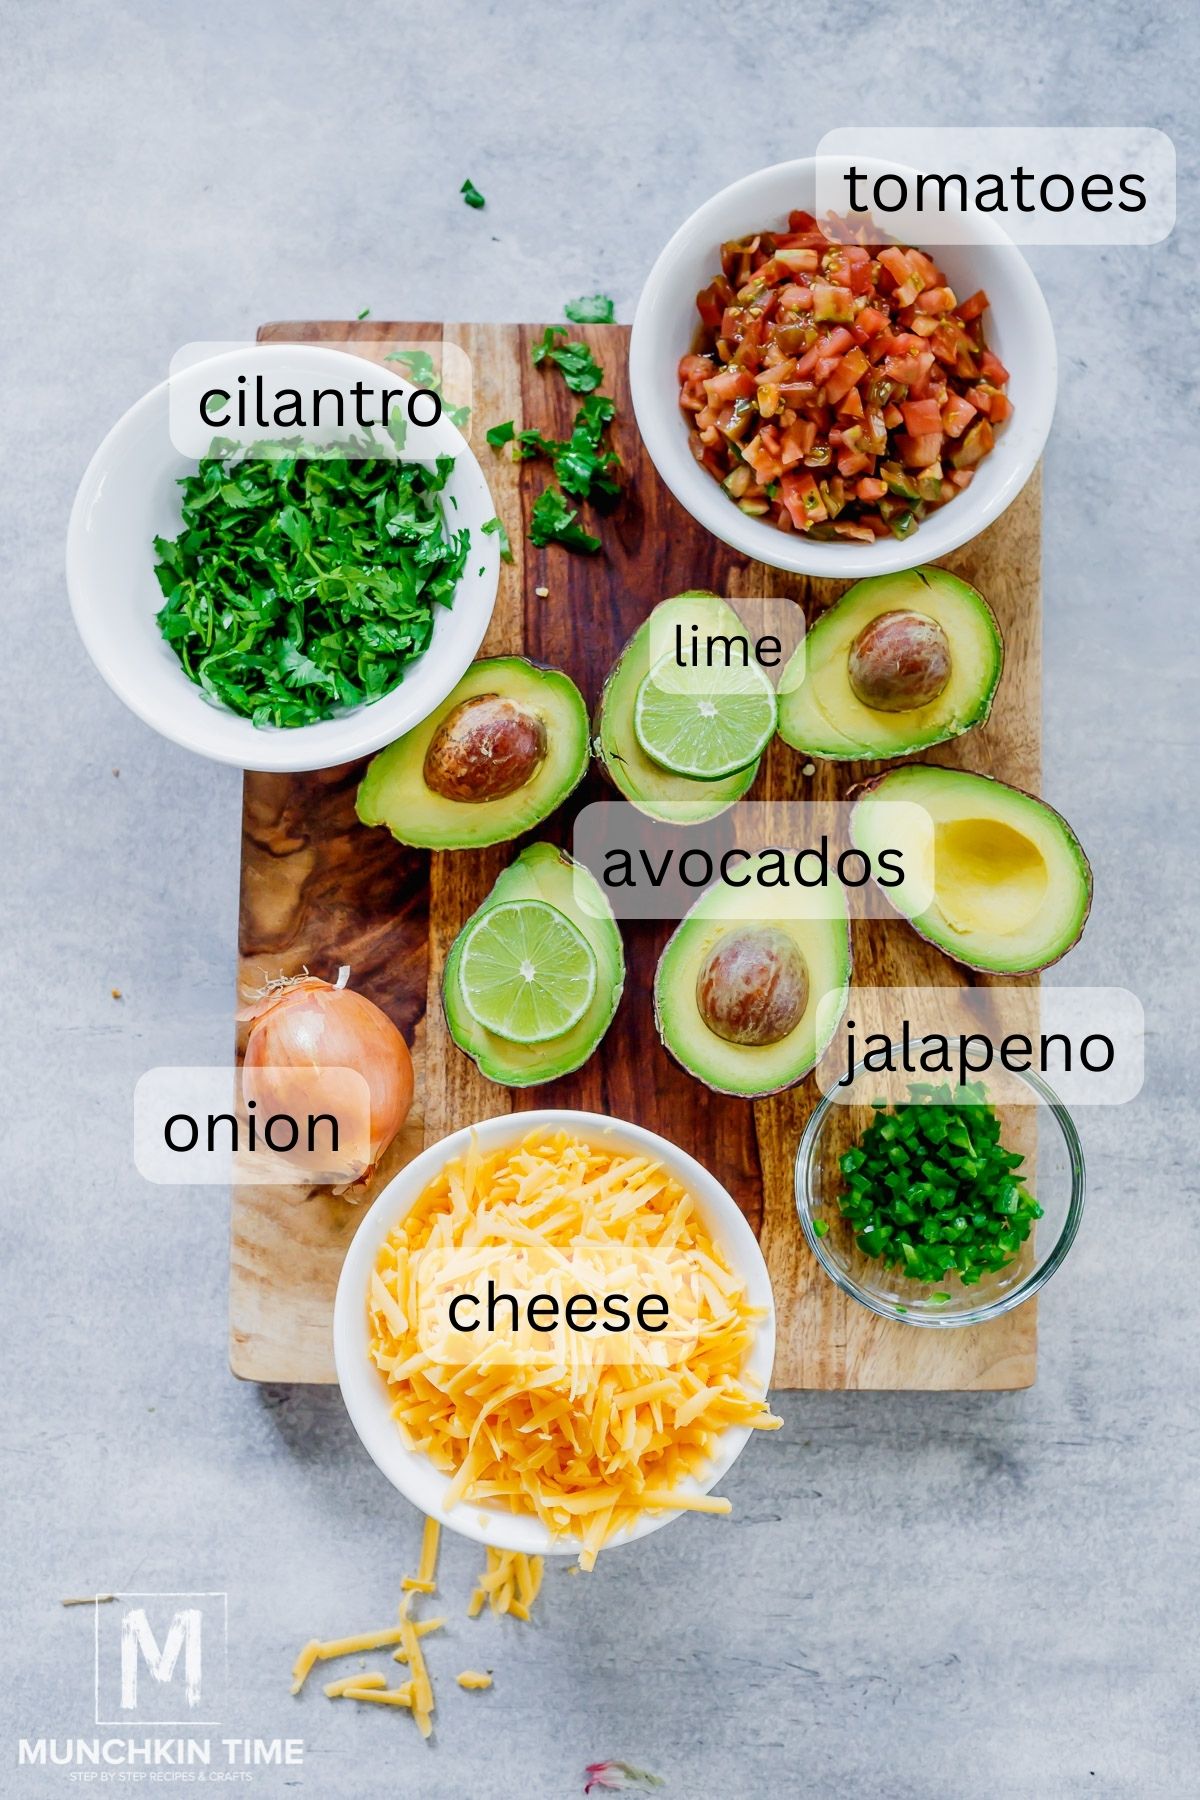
<box><xmin>334</xmin><ymin>1110</ymin><xmax>776</xmax><ymax>1556</ymax></box>
<box><xmin>66</xmin><ymin>342</ymin><xmax>500</xmax><ymax>771</ymax></box>
<box><xmin>629</xmin><ymin>156</ymin><xmax>1056</xmax><ymax>578</ymax></box>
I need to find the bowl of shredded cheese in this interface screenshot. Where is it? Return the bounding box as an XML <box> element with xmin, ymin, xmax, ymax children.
<box><xmin>334</xmin><ymin>1111</ymin><xmax>779</xmax><ymax>1567</ymax></box>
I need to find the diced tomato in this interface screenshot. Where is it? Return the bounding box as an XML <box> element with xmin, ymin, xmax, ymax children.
<box><xmin>679</xmin><ymin>353</ymin><xmax>715</xmax><ymax>383</ymax></box>
<box><xmin>907</xmin><ymin>248</ymin><xmax>942</xmax><ymax>286</ymax></box>
<box><xmin>957</xmin><ymin>289</ymin><xmax>989</xmax><ymax>322</ymax></box>
<box><xmin>897</xmin><ymin>431</ymin><xmax>943</xmax><ymax>467</ymax></box>
<box><xmin>901</xmin><ymin>398</ymin><xmax>943</xmax><ymax>436</ymax></box>
<box><xmin>837</xmin><ymin>450</ymin><xmax>872</xmax><ymax>478</ymax></box>
<box><xmin>704</xmin><ymin>367</ymin><xmax>754</xmax><ymax>405</ymax></box>
<box><xmin>742</xmin><ymin>437</ymin><xmax>784</xmax><ymax>483</ymax></box>
<box><xmin>780</xmin><ymin>469</ymin><xmax>826</xmax><ymax>529</ymax></box>
<box><xmin>940</xmin><ymin>393</ymin><xmax>977</xmax><ymax>438</ymax></box>
<box><xmin>683</xmin><ymin>213</ymin><xmax>1009</xmax><ymax>540</ymax></box>
<box><xmin>780</xmin><ymin>418</ymin><xmax>816</xmax><ymax>465</ymax></box>
<box><xmin>696</xmin><ymin>278</ymin><xmax>732</xmax><ymax>331</ymax></box>
<box><xmin>823</xmin><ymin>347</ymin><xmax>870</xmax><ymax>404</ymax></box>
<box><xmin>878</xmin><ymin>245</ymin><xmax>913</xmax><ymax>287</ymax></box>
<box><xmin>853</xmin><ymin>305</ymin><xmax>888</xmax><ymax>340</ymax></box>
<box><xmin>915</xmin><ymin>286</ymin><xmax>958</xmax><ymax>315</ymax></box>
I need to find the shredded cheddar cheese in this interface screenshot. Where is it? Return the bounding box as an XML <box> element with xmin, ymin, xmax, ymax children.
<box><xmin>402</xmin><ymin>1515</ymin><xmax>441</xmax><ymax>1595</ymax></box>
<box><xmin>323</xmin><ymin>1671</ymin><xmax>386</xmax><ymax>1698</ymax></box>
<box><xmin>468</xmin><ymin>1548</ymin><xmax>544</xmax><ymax>1621</ymax></box>
<box><xmin>456</xmin><ymin>1670</ymin><xmax>493</xmax><ymax>1690</ymax></box>
<box><xmin>367</xmin><ymin>1128</ymin><xmax>780</xmax><ymax>1569</ymax></box>
<box><xmin>338</xmin><ymin>1683</ymin><xmax>415</xmax><ymax>1708</ymax></box>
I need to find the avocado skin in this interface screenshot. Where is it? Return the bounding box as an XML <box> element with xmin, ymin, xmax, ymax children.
<box><xmin>357</xmin><ymin>656</ymin><xmax>589</xmax><ymax>850</ymax></box>
<box><xmin>849</xmin><ymin>764</ymin><xmax>1094</xmax><ymax>975</ymax></box>
<box><xmin>442</xmin><ymin>842</ymin><xmax>625</xmax><ymax>1086</ymax></box>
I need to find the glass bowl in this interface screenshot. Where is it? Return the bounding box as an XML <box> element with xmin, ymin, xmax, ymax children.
<box><xmin>794</xmin><ymin>1043</ymin><xmax>1086</xmax><ymax>1327</ymax></box>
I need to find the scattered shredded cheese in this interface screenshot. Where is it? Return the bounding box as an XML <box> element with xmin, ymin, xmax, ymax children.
<box><xmin>337</xmin><ymin>1683</ymin><xmax>415</xmax><ymax>1708</ymax></box>
<box><xmin>456</xmin><ymin>1670</ymin><xmax>493</xmax><ymax>1690</ymax></box>
<box><xmin>402</xmin><ymin>1516</ymin><xmax>441</xmax><ymax>1595</ymax></box>
<box><xmin>368</xmin><ymin>1128</ymin><xmax>779</xmax><ymax>1569</ymax></box>
<box><xmin>323</xmin><ymin>1671</ymin><xmax>387</xmax><ymax>1698</ymax></box>
<box><xmin>467</xmin><ymin>1548</ymin><xmax>544</xmax><ymax>1621</ymax></box>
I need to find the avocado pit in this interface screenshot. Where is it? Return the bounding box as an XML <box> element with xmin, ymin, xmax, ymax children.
<box><xmin>696</xmin><ymin>927</ymin><xmax>809</xmax><ymax>1047</ymax></box>
<box><xmin>847</xmin><ymin>609</ymin><xmax>951</xmax><ymax>713</ymax></box>
<box><xmin>423</xmin><ymin>694</ymin><xmax>548</xmax><ymax>803</ymax></box>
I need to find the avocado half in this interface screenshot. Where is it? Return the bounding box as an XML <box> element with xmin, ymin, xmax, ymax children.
<box><xmin>595</xmin><ymin>592</ymin><xmax>763</xmax><ymax>824</ymax></box>
<box><xmin>443</xmin><ymin>842</ymin><xmax>625</xmax><ymax>1085</ymax></box>
<box><xmin>850</xmin><ymin>764</ymin><xmax>1093</xmax><ymax>975</ymax></box>
<box><xmin>777</xmin><ymin>567</ymin><xmax>1003</xmax><ymax>761</ymax></box>
<box><xmin>654</xmin><ymin>852</ymin><xmax>851</xmax><ymax>1098</ymax></box>
<box><xmin>357</xmin><ymin>657</ymin><xmax>589</xmax><ymax>850</ymax></box>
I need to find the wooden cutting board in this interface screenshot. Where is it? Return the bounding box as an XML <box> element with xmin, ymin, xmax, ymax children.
<box><xmin>230</xmin><ymin>318</ymin><xmax>1040</xmax><ymax>1389</ymax></box>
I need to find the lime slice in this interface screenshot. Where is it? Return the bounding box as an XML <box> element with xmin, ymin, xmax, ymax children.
<box><xmin>632</xmin><ymin>653</ymin><xmax>778</xmax><ymax>779</ymax></box>
<box><xmin>457</xmin><ymin>899</ymin><xmax>598</xmax><ymax>1044</ymax></box>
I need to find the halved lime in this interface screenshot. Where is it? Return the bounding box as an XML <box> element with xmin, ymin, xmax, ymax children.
<box><xmin>632</xmin><ymin>653</ymin><xmax>778</xmax><ymax>780</ymax></box>
<box><xmin>457</xmin><ymin>899</ymin><xmax>598</xmax><ymax>1044</ymax></box>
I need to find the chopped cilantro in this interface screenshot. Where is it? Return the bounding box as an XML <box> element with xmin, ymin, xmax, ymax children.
<box><xmin>385</xmin><ymin>349</ymin><xmax>470</xmax><ymax>431</ymax></box>
<box><xmin>460</xmin><ymin>178</ymin><xmax>486</xmax><ymax>209</ymax></box>
<box><xmin>531</xmin><ymin>326</ymin><xmax>604</xmax><ymax>394</ymax></box>
<box><xmin>564</xmin><ymin>294</ymin><xmax>615</xmax><ymax>324</ymax></box>
<box><xmin>356</xmin><ymin>306</ymin><xmax>371</xmax><ymax>320</ymax></box>
<box><xmin>489</xmin><ymin>344</ymin><xmax>620</xmax><ymax>556</ymax></box>
<box><xmin>529</xmin><ymin>489</ymin><xmax>600</xmax><ymax>554</ymax></box>
<box><xmin>499</xmin><ymin>396</ymin><xmax>620</xmax><ymax>504</ymax></box>
<box><xmin>481</xmin><ymin>515</ymin><xmax>513</xmax><ymax>562</ymax></box>
<box><xmin>152</xmin><ymin>442</ymin><xmax>468</xmax><ymax>729</ymax></box>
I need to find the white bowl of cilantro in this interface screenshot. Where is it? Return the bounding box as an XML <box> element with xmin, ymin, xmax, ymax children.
<box><xmin>67</xmin><ymin>343</ymin><xmax>502</xmax><ymax>771</ymax></box>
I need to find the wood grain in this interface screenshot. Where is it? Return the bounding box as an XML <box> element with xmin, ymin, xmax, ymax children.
<box><xmin>231</xmin><ymin>319</ymin><xmax>1040</xmax><ymax>1389</ymax></box>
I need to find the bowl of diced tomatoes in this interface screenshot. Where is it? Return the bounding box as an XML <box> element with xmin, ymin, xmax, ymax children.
<box><xmin>629</xmin><ymin>157</ymin><xmax>1055</xmax><ymax>576</ymax></box>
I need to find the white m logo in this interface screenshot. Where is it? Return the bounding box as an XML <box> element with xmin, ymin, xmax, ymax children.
<box><xmin>120</xmin><ymin>1607</ymin><xmax>203</xmax><ymax>1709</ymax></box>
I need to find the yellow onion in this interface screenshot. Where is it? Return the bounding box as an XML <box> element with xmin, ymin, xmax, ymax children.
<box><xmin>239</xmin><ymin>967</ymin><xmax>413</xmax><ymax>1189</ymax></box>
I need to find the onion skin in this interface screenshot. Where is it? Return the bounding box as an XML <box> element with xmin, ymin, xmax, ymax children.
<box><xmin>240</xmin><ymin>977</ymin><xmax>414</xmax><ymax>1186</ymax></box>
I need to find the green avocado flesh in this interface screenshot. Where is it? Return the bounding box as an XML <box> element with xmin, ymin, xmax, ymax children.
<box><xmin>777</xmin><ymin>567</ymin><xmax>1003</xmax><ymax>761</ymax></box>
<box><xmin>850</xmin><ymin>764</ymin><xmax>1092</xmax><ymax>975</ymax></box>
<box><xmin>654</xmin><ymin>853</ymin><xmax>851</xmax><ymax>1097</ymax></box>
<box><xmin>595</xmin><ymin>592</ymin><xmax>762</xmax><ymax>823</ymax></box>
<box><xmin>356</xmin><ymin>657</ymin><xmax>589</xmax><ymax>850</ymax></box>
<box><xmin>443</xmin><ymin>842</ymin><xmax>625</xmax><ymax>1085</ymax></box>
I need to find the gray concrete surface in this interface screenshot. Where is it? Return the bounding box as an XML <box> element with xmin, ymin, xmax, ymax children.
<box><xmin>1</xmin><ymin>3</ymin><xmax>1196</xmax><ymax>1795</ymax></box>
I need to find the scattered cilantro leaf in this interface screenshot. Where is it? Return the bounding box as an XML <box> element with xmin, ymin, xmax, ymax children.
<box><xmin>385</xmin><ymin>349</ymin><xmax>470</xmax><ymax>431</ymax></box>
<box><xmin>460</xmin><ymin>178</ymin><xmax>486</xmax><ymax>209</ymax></box>
<box><xmin>502</xmin><ymin>397</ymin><xmax>620</xmax><ymax>505</ymax></box>
<box><xmin>357</xmin><ymin>306</ymin><xmax>371</xmax><ymax>320</ymax></box>
<box><xmin>529</xmin><ymin>488</ymin><xmax>600</xmax><ymax>554</ymax></box>
<box><xmin>152</xmin><ymin>443</ymin><xmax>469</xmax><ymax>728</ymax></box>
<box><xmin>481</xmin><ymin>515</ymin><xmax>513</xmax><ymax>562</ymax></box>
<box><xmin>564</xmin><ymin>294</ymin><xmax>615</xmax><ymax>324</ymax></box>
<box><xmin>531</xmin><ymin>326</ymin><xmax>603</xmax><ymax>394</ymax></box>
<box><xmin>485</xmin><ymin>419</ymin><xmax>515</xmax><ymax>449</ymax></box>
